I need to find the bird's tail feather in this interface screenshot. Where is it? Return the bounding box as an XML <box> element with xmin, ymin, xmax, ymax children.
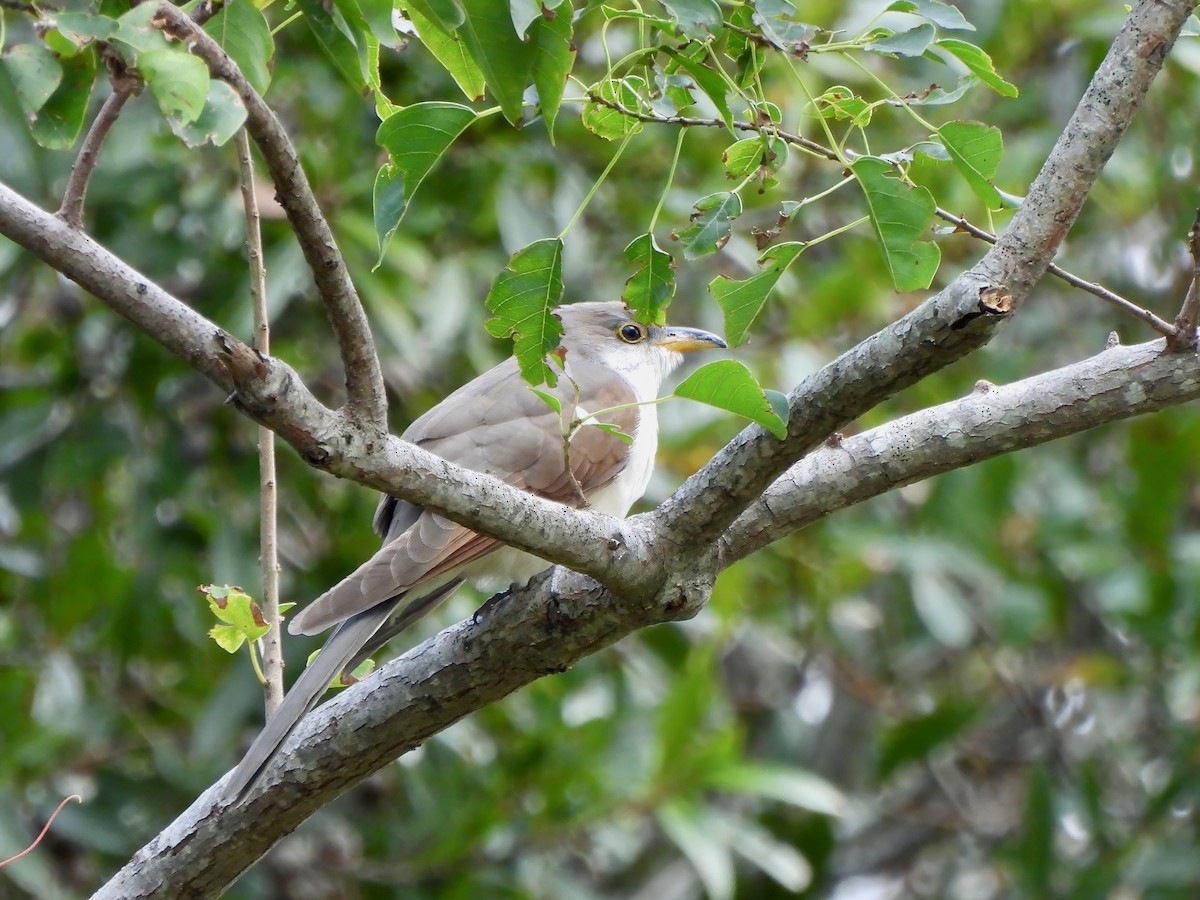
<box><xmin>221</xmin><ymin>603</ymin><xmax>394</xmax><ymax>803</ymax></box>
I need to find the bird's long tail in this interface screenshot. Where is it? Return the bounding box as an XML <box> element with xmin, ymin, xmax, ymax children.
<box><xmin>220</xmin><ymin>604</ymin><xmax>393</xmax><ymax>803</ymax></box>
<box><xmin>221</xmin><ymin>578</ymin><xmax>466</xmax><ymax>803</ymax></box>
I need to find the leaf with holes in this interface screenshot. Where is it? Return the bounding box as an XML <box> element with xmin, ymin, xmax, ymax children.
<box><xmin>709</xmin><ymin>242</ymin><xmax>805</xmax><ymax>347</ymax></box>
<box><xmin>169</xmin><ymin>79</ymin><xmax>247</xmax><ymax>147</ymax></box>
<box><xmin>622</xmin><ymin>233</ymin><xmax>676</xmax><ymax>325</ymax></box>
<box><xmin>673</xmin><ymin>192</ymin><xmax>742</xmax><ymax>260</ymax></box>
<box><xmin>485</xmin><ymin>239</ymin><xmax>566</xmax><ymax>386</ymax></box>
<box><xmin>583</xmin><ymin>76</ymin><xmax>646</xmax><ymax>141</ymax></box>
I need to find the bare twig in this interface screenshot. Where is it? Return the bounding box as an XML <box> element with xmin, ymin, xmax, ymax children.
<box><xmin>57</xmin><ymin>88</ymin><xmax>133</xmax><ymax>229</ymax></box>
<box><xmin>147</xmin><ymin>1</ymin><xmax>388</xmax><ymax>429</ymax></box>
<box><xmin>1166</xmin><ymin>208</ymin><xmax>1200</xmax><ymax>352</ymax></box>
<box><xmin>237</xmin><ymin>129</ymin><xmax>284</xmax><ymax>720</ymax></box>
<box><xmin>935</xmin><ymin>209</ymin><xmax>1178</xmax><ymax>338</ymax></box>
<box><xmin>0</xmin><ymin>795</ymin><xmax>81</xmax><ymax>869</ymax></box>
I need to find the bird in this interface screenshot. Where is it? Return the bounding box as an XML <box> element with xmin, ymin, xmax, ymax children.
<box><xmin>222</xmin><ymin>301</ymin><xmax>726</xmax><ymax>800</ymax></box>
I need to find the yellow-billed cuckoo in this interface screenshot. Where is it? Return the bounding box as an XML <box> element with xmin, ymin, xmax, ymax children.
<box><xmin>223</xmin><ymin>301</ymin><xmax>726</xmax><ymax>800</ymax></box>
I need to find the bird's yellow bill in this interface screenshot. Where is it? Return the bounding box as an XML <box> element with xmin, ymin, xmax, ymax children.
<box><xmin>656</xmin><ymin>327</ymin><xmax>728</xmax><ymax>352</ymax></box>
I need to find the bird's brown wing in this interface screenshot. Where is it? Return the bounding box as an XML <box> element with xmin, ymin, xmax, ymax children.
<box><xmin>288</xmin><ymin>357</ymin><xmax>640</xmax><ymax>637</ymax></box>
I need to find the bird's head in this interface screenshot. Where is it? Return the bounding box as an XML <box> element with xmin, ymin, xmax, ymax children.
<box><xmin>555</xmin><ymin>301</ymin><xmax>727</xmax><ymax>383</ymax></box>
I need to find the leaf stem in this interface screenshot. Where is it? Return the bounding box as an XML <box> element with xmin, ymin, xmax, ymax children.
<box><xmin>649</xmin><ymin>123</ymin><xmax>687</xmax><ymax>233</ymax></box>
<box><xmin>559</xmin><ymin>131</ymin><xmax>635</xmax><ymax>239</ymax></box>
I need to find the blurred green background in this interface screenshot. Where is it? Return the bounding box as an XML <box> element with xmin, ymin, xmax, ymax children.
<box><xmin>4</xmin><ymin>0</ymin><xmax>1200</xmax><ymax>897</ymax></box>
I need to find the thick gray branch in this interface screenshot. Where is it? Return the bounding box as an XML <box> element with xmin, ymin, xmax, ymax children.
<box><xmin>723</xmin><ymin>339</ymin><xmax>1200</xmax><ymax>564</ymax></box>
<box><xmin>655</xmin><ymin>0</ymin><xmax>1194</xmax><ymax>548</ymax></box>
<box><xmin>147</xmin><ymin>1</ymin><xmax>388</xmax><ymax>428</ymax></box>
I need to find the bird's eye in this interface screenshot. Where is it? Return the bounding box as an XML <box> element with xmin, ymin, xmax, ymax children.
<box><xmin>618</xmin><ymin>322</ymin><xmax>647</xmax><ymax>343</ymax></box>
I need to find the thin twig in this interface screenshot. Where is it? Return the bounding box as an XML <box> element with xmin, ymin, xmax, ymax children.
<box><xmin>57</xmin><ymin>0</ymin><xmax>223</xmax><ymax>229</ymax></box>
<box><xmin>587</xmin><ymin>92</ymin><xmax>1177</xmax><ymax>338</ymax></box>
<box><xmin>0</xmin><ymin>795</ymin><xmax>81</xmax><ymax>869</ymax></box>
<box><xmin>58</xmin><ymin>88</ymin><xmax>132</xmax><ymax>229</ymax></box>
<box><xmin>148</xmin><ymin>1</ymin><xmax>388</xmax><ymax>429</ymax></box>
<box><xmin>236</xmin><ymin>129</ymin><xmax>284</xmax><ymax>720</ymax></box>
<box><xmin>935</xmin><ymin>209</ymin><xmax>1178</xmax><ymax>338</ymax></box>
<box><xmin>1166</xmin><ymin>208</ymin><xmax>1200</xmax><ymax>352</ymax></box>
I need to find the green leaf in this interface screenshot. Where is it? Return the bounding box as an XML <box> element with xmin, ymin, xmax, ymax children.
<box><xmin>529</xmin><ymin>5</ymin><xmax>574</xmax><ymax>139</ymax></box>
<box><xmin>662</xmin><ymin>46</ymin><xmax>733</xmax><ymax>131</ymax></box>
<box><xmin>674</xmin><ymin>360</ymin><xmax>787</xmax><ymax>438</ymax></box>
<box><xmin>751</xmin><ymin>0</ymin><xmax>819</xmax><ymax>51</ymax></box>
<box><xmin>28</xmin><ymin>49</ymin><xmax>96</xmax><ymax>150</ymax></box>
<box><xmin>408</xmin><ymin>0</ymin><xmax>466</xmax><ymax>32</ymax></box>
<box><xmin>904</xmin><ymin>75</ymin><xmax>977</xmax><ymax>106</ymax></box>
<box><xmin>168</xmin><ymin>79</ymin><xmax>247</xmax><ymax>147</ymax></box>
<box><xmin>485</xmin><ymin>238</ymin><xmax>565</xmax><ymax>386</ymax></box>
<box><xmin>937</xmin><ymin>38</ymin><xmax>1018</xmax><ymax>98</ymax></box>
<box><xmin>936</xmin><ymin>120</ymin><xmax>1003</xmax><ymax>207</ymax></box>
<box><xmin>876</xmin><ymin>701</ymin><xmax>980</xmax><ymax>779</ymax></box>
<box><xmin>708</xmin><ymin>241</ymin><xmax>805</xmax><ymax>347</ymax></box>
<box><xmin>812</xmin><ymin>86</ymin><xmax>872</xmax><ymax>126</ymax></box>
<box><xmin>1012</xmin><ymin>769</ymin><xmax>1055</xmax><ymax>891</ymax></box>
<box><xmin>297</xmin><ymin>0</ymin><xmax>367</xmax><ymax>91</ymax></box>
<box><xmin>306</xmin><ymin>649</ymin><xmax>377</xmax><ymax>687</ymax></box>
<box><xmin>659</xmin><ymin>0</ymin><xmax>723</xmax><ymax>40</ymax></box>
<box><xmin>622</xmin><ymin>233</ymin><xmax>676</xmax><ymax>324</ymax></box>
<box><xmin>374</xmin><ymin>102</ymin><xmax>477</xmax><ymax>264</ymax></box>
<box><xmin>588</xmin><ymin>422</ymin><xmax>634</xmax><ymax>445</ymax></box>
<box><xmin>886</xmin><ymin>0</ymin><xmax>975</xmax><ymax>31</ymax></box>
<box><xmin>200</xmin><ymin>584</ymin><xmax>269</xmax><ymax>652</ymax></box>
<box><xmin>406</xmin><ymin>2</ymin><xmax>486</xmax><ymax>101</ymax></box>
<box><xmin>672</xmin><ymin>192</ymin><xmax>742</xmax><ymax>260</ymax></box>
<box><xmin>50</xmin><ymin>12</ymin><xmax>119</xmax><ymax>48</ymax></box>
<box><xmin>864</xmin><ymin>23</ymin><xmax>935</xmax><ymax>58</ymax></box>
<box><xmin>706</xmin><ymin>762</ymin><xmax>850</xmax><ymax>817</ymax></box>
<box><xmin>457</xmin><ymin>0</ymin><xmax>533</xmax><ymax>126</ymax></box>
<box><xmin>112</xmin><ymin>4</ymin><xmax>174</xmax><ymax>59</ymax></box>
<box><xmin>2</xmin><ymin>45</ymin><xmax>63</xmax><ymax>117</ymax></box>
<box><xmin>851</xmin><ymin>156</ymin><xmax>940</xmax><ymax>292</ymax></box>
<box><xmin>722</xmin><ymin>134</ymin><xmax>788</xmax><ymax>187</ymax></box>
<box><xmin>530</xmin><ymin>387</ymin><xmax>563</xmax><ymax>415</ymax></box>
<box><xmin>138</xmin><ymin>47</ymin><xmax>210</xmax><ymax>126</ymax></box>
<box><xmin>582</xmin><ymin>76</ymin><xmax>645</xmax><ymax>141</ymax></box>
<box><xmin>337</xmin><ymin>0</ymin><xmax>401</xmax><ymax>50</ymax></box>
<box><xmin>204</xmin><ymin>0</ymin><xmax>274</xmax><ymax>95</ymax></box>
<box><xmin>659</xmin><ymin>801</ymin><xmax>736</xmax><ymax>900</ymax></box>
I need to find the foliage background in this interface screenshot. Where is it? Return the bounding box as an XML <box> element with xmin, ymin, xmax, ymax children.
<box><xmin>3</xmin><ymin>0</ymin><xmax>1200</xmax><ymax>897</ymax></box>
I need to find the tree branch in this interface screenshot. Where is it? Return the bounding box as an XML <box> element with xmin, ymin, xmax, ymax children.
<box><xmin>653</xmin><ymin>0</ymin><xmax>1194</xmax><ymax>549</ymax></box>
<box><xmin>92</xmin><ymin>335</ymin><xmax>1200</xmax><ymax>897</ymax></box>
<box><xmin>236</xmin><ymin>127</ymin><xmax>285</xmax><ymax>719</ymax></box>
<box><xmin>933</xmin><ymin>208</ymin><xmax>1177</xmax><ymax>338</ymax></box>
<box><xmin>146</xmin><ymin>0</ymin><xmax>388</xmax><ymax>428</ymax></box>
<box><xmin>722</xmin><ymin>338</ymin><xmax>1200</xmax><ymax>565</ymax></box>
<box><xmin>58</xmin><ymin>88</ymin><xmax>133</xmax><ymax>229</ymax></box>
